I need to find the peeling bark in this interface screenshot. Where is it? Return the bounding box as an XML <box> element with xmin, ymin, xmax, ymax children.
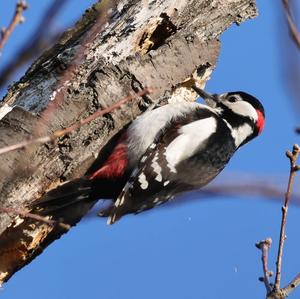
<box><xmin>0</xmin><ymin>0</ymin><xmax>257</xmax><ymax>285</ymax></box>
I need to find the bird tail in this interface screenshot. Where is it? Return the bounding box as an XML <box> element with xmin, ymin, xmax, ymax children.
<box><xmin>31</xmin><ymin>178</ymin><xmax>94</xmax><ymax>217</ymax></box>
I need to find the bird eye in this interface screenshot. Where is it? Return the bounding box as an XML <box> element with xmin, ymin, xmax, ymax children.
<box><xmin>227</xmin><ymin>96</ymin><xmax>238</xmax><ymax>103</ymax></box>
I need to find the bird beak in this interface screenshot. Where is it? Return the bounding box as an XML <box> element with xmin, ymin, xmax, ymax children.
<box><xmin>192</xmin><ymin>85</ymin><xmax>219</xmax><ymax>108</ymax></box>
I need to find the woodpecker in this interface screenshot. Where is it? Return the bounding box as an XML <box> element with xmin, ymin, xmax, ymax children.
<box><xmin>33</xmin><ymin>87</ymin><xmax>265</xmax><ymax>225</ymax></box>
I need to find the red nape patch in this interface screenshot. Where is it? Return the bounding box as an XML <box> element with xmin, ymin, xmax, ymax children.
<box><xmin>89</xmin><ymin>142</ymin><xmax>128</xmax><ymax>180</ymax></box>
<box><xmin>256</xmin><ymin>109</ymin><xmax>265</xmax><ymax>134</ymax></box>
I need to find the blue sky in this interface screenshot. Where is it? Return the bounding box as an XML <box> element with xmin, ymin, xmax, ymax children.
<box><xmin>1</xmin><ymin>1</ymin><xmax>300</xmax><ymax>299</ymax></box>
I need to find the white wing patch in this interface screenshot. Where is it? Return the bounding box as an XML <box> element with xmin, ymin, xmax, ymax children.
<box><xmin>126</xmin><ymin>102</ymin><xmax>216</xmax><ymax>164</ymax></box>
<box><xmin>138</xmin><ymin>173</ymin><xmax>148</xmax><ymax>189</ymax></box>
<box><xmin>165</xmin><ymin>117</ymin><xmax>217</xmax><ymax>167</ymax></box>
<box><xmin>151</xmin><ymin>153</ymin><xmax>163</xmax><ymax>182</ymax></box>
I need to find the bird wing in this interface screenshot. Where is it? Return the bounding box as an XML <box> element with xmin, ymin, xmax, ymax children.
<box><xmin>107</xmin><ymin>107</ymin><xmax>218</xmax><ymax>224</ymax></box>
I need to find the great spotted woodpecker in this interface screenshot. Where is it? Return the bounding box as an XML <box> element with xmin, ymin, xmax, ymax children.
<box><xmin>33</xmin><ymin>87</ymin><xmax>265</xmax><ymax>224</ymax></box>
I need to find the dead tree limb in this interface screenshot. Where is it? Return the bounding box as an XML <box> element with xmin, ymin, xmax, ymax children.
<box><xmin>0</xmin><ymin>0</ymin><xmax>257</xmax><ymax>285</ymax></box>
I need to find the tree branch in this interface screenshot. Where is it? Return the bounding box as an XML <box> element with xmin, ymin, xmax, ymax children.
<box><xmin>256</xmin><ymin>238</ymin><xmax>273</xmax><ymax>294</ymax></box>
<box><xmin>256</xmin><ymin>145</ymin><xmax>300</xmax><ymax>299</ymax></box>
<box><xmin>282</xmin><ymin>273</ymin><xmax>300</xmax><ymax>296</ymax></box>
<box><xmin>0</xmin><ymin>207</ymin><xmax>70</xmax><ymax>230</ymax></box>
<box><xmin>274</xmin><ymin>145</ymin><xmax>300</xmax><ymax>290</ymax></box>
<box><xmin>0</xmin><ymin>88</ymin><xmax>151</xmax><ymax>155</ymax></box>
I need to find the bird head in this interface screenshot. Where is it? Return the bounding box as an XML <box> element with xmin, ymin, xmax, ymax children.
<box><xmin>193</xmin><ymin>86</ymin><xmax>265</xmax><ymax>147</ymax></box>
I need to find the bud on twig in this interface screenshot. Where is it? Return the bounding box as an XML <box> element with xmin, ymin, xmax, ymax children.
<box><xmin>293</xmin><ymin>144</ymin><xmax>300</xmax><ymax>154</ymax></box>
<box><xmin>286</xmin><ymin>151</ymin><xmax>293</xmax><ymax>159</ymax></box>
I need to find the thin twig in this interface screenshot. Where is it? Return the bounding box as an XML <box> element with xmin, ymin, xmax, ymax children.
<box><xmin>256</xmin><ymin>145</ymin><xmax>300</xmax><ymax>299</ymax></box>
<box><xmin>163</xmin><ymin>179</ymin><xmax>300</xmax><ymax>210</ymax></box>
<box><xmin>282</xmin><ymin>272</ymin><xmax>300</xmax><ymax>296</ymax></box>
<box><xmin>0</xmin><ymin>88</ymin><xmax>152</xmax><ymax>155</ymax></box>
<box><xmin>274</xmin><ymin>144</ymin><xmax>300</xmax><ymax>290</ymax></box>
<box><xmin>0</xmin><ymin>0</ymin><xmax>68</xmax><ymax>89</ymax></box>
<box><xmin>0</xmin><ymin>1</ymin><xmax>28</xmax><ymax>53</ymax></box>
<box><xmin>0</xmin><ymin>207</ymin><xmax>70</xmax><ymax>230</ymax></box>
<box><xmin>282</xmin><ymin>0</ymin><xmax>300</xmax><ymax>50</ymax></box>
<box><xmin>256</xmin><ymin>238</ymin><xmax>273</xmax><ymax>294</ymax></box>
<box><xmin>35</xmin><ymin>0</ymin><xmax>116</xmax><ymax>138</ymax></box>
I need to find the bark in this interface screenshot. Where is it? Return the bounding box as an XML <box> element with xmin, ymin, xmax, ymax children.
<box><xmin>0</xmin><ymin>0</ymin><xmax>257</xmax><ymax>285</ymax></box>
